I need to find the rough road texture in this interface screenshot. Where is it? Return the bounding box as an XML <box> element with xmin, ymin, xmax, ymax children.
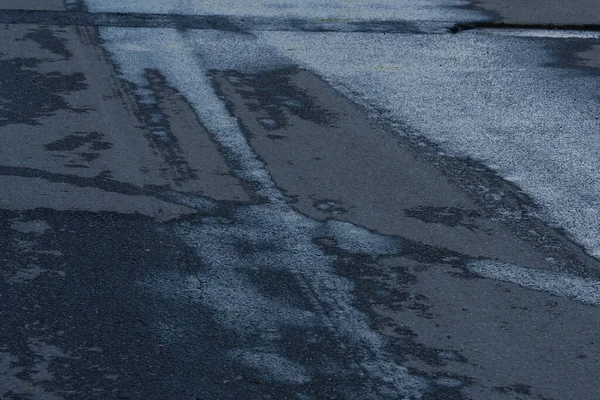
<box><xmin>1</xmin><ymin>1</ymin><xmax>599</xmax><ymax>400</ymax></box>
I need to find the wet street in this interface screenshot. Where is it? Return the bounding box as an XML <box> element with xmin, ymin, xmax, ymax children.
<box><xmin>1</xmin><ymin>1</ymin><xmax>600</xmax><ymax>399</ymax></box>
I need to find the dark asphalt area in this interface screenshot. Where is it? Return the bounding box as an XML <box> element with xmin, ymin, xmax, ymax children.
<box><xmin>1</xmin><ymin>1</ymin><xmax>600</xmax><ymax>399</ymax></box>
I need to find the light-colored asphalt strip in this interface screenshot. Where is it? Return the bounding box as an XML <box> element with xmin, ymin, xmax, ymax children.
<box><xmin>469</xmin><ymin>259</ymin><xmax>600</xmax><ymax>307</ymax></box>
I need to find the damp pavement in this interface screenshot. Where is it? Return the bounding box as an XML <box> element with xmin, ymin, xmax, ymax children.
<box><xmin>1</xmin><ymin>1</ymin><xmax>600</xmax><ymax>400</ymax></box>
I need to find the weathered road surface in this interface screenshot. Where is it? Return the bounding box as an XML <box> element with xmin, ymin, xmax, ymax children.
<box><xmin>1</xmin><ymin>1</ymin><xmax>599</xmax><ymax>399</ymax></box>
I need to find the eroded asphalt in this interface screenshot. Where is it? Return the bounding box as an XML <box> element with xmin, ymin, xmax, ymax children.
<box><xmin>1</xmin><ymin>1</ymin><xmax>600</xmax><ymax>400</ymax></box>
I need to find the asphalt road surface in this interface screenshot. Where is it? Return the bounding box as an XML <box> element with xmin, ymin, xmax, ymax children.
<box><xmin>1</xmin><ymin>1</ymin><xmax>599</xmax><ymax>399</ymax></box>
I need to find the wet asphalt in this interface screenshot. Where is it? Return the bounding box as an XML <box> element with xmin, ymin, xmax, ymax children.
<box><xmin>1</xmin><ymin>1</ymin><xmax>600</xmax><ymax>400</ymax></box>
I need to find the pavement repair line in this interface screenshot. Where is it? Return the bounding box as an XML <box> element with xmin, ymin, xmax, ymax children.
<box><xmin>2</xmin><ymin>9</ymin><xmax>600</xmax><ymax>36</ymax></box>
<box><xmin>77</xmin><ymin>0</ymin><xmax>486</xmax><ymax>22</ymax></box>
<box><xmin>0</xmin><ymin>10</ymin><xmax>452</xmax><ymax>33</ymax></box>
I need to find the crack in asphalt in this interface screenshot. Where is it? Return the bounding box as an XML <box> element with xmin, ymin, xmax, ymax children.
<box><xmin>1</xmin><ymin>9</ymin><xmax>598</xmax><ymax>36</ymax></box>
<box><xmin>0</xmin><ymin>9</ymin><xmax>449</xmax><ymax>34</ymax></box>
<box><xmin>3</xmin><ymin>4</ymin><xmax>600</xmax><ymax>399</ymax></box>
<box><xmin>0</xmin><ymin>165</ymin><xmax>225</xmax><ymax>213</ymax></box>
<box><xmin>1</xmin><ymin>9</ymin><xmax>599</xmax><ymax>35</ymax></box>
<box><xmin>0</xmin><ymin>165</ymin><xmax>148</xmax><ymax>196</ymax></box>
<box><xmin>0</xmin><ymin>10</ymin><xmax>430</xmax><ymax>33</ymax></box>
<box><xmin>451</xmin><ymin>21</ymin><xmax>600</xmax><ymax>33</ymax></box>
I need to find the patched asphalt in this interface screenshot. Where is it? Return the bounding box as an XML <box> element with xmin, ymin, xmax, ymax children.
<box><xmin>1</xmin><ymin>1</ymin><xmax>600</xmax><ymax>400</ymax></box>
